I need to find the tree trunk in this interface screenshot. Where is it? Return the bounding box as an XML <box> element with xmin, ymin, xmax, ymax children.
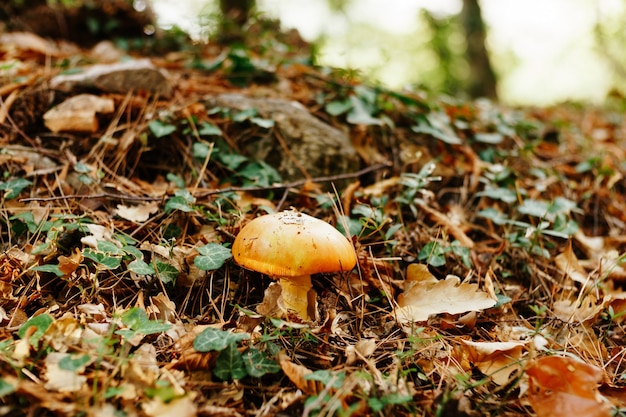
<box><xmin>461</xmin><ymin>0</ymin><xmax>498</xmax><ymax>99</ymax></box>
<box><xmin>218</xmin><ymin>0</ymin><xmax>256</xmax><ymax>43</ymax></box>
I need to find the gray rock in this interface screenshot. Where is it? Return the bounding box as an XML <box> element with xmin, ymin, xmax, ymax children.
<box><xmin>51</xmin><ymin>59</ymin><xmax>171</xmax><ymax>97</ymax></box>
<box><xmin>206</xmin><ymin>94</ymin><xmax>360</xmax><ymax>186</ymax></box>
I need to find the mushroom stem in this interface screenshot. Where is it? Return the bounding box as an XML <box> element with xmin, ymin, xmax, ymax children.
<box><xmin>278</xmin><ymin>275</ymin><xmax>316</xmax><ymax>320</ymax></box>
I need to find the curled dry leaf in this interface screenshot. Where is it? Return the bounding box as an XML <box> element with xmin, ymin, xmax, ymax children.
<box><xmin>554</xmin><ymin>242</ymin><xmax>591</xmax><ymax>286</ymax></box>
<box><xmin>526</xmin><ymin>356</ymin><xmax>611</xmax><ymax>417</ymax></box>
<box><xmin>277</xmin><ymin>351</ymin><xmax>321</xmax><ymax>395</ymax></box>
<box><xmin>115</xmin><ymin>202</ymin><xmax>159</xmax><ymax>223</ymax></box>
<box><xmin>396</xmin><ymin>264</ymin><xmax>496</xmax><ymax>324</ymax></box>
<box><xmin>43</xmin><ymin>94</ymin><xmax>115</xmax><ymax>133</ymax></box>
<box><xmin>143</xmin><ymin>393</ymin><xmax>197</xmax><ymax>417</ymax></box>
<box><xmin>44</xmin><ymin>352</ymin><xmax>89</xmax><ymax>393</ymax></box>
<box><xmin>461</xmin><ymin>340</ymin><xmax>525</xmax><ymax>385</ymax></box>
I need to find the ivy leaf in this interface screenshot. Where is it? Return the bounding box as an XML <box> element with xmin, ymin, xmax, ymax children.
<box><xmin>18</xmin><ymin>314</ymin><xmax>53</xmax><ymax>346</ymax></box>
<box><xmin>155</xmin><ymin>261</ymin><xmax>179</xmax><ymax>285</ymax></box>
<box><xmin>0</xmin><ymin>178</ymin><xmax>32</xmax><ymax>200</ymax></box>
<box><xmin>59</xmin><ymin>354</ymin><xmax>91</xmax><ymax>372</ymax></box>
<box><xmin>396</xmin><ymin>264</ymin><xmax>496</xmax><ymax>324</ymax></box>
<box><xmin>164</xmin><ymin>196</ymin><xmax>195</xmax><ymax>213</ymax></box>
<box><xmin>194</xmin><ymin>243</ymin><xmax>232</xmax><ymax>271</ymax></box>
<box><xmin>116</xmin><ymin>307</ymin><xmax>171</xmax><ymax>338</ymax></box>
<box><xmin>214</xmin><ymin>344</ymin><xmax>247</xmax><ymax>381</ymax></box>
<box><xmin>242</xmin><ymin>348</ymin><xmax>281</xmax><ymax>378</ymax></box>
<box><xmin>198</xmin><ymin>122</ymin><xmax>222</xmax><ymax>136</ymax></box>
<box><xmin>31</xmin><ymin>264</ymin><xmax>64</xmax><ymax>277</ymax></box>
<box><xmin>193</xmin><ymin>327</ymin><xmax>250</xmax><ymax>352</ymax></box>
<box><xmin>325</xmin><ymin>99</ymin><xmax>352</xmax><ymax>116</ymax></box>
<box><xmin>149</xmin><ymin>120</ymin><xmax>176</xmax><ymax>138</ymax></box>
<box><xmin>250</xmin><ymin>117</ymin><xmax>275</xmax><ymax>129</ymax></box>
<box><xmin>82</xmin><ymin>248</ymin><xmax>122</xmax><ymax>269</ymax></box>
<box><xmin>0</xmin><ymin>378</ymin><xmax>16</xmax><ymax>398</ymax></box>
<box><xmin>128</xmin><ymin>259</ymin><xmax>155</xmax><ymax>275</ymax></box>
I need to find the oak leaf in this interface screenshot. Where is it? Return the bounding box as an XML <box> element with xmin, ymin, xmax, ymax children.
<box><xmin>526</xmin><ymin>356</ymin><xmax>611</xmax><ymax>417</ymax></box>
<box><xmin>396</xmin><ymin>264</ymin><xmax>496</xmax><ymax>324</ymax></box>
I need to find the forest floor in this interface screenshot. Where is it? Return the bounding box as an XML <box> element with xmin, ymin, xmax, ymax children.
<box><xmin>1</xmin><ymin>27</ymin><xmax>626</xmax><ymax>417</ymax></box>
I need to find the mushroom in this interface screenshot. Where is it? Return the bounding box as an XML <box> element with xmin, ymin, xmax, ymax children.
<box><xmin>232</xmin><ymin>209</ymin><xmax>357</xmax><ymax>321</ymax></box>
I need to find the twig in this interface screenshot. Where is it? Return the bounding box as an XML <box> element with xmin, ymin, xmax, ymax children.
<box><xmin>19</xmin><ymin>162</ymin><xmax>391</xmax><ymax>203</ymax></box>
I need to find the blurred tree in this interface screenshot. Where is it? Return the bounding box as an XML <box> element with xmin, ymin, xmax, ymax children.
<box><xmin>420</xmin><ymin>9</ymin><xmax>467</xmax><ymax>96</ymax></box>
<box><xmin>218</xmin><ymin>0</ymin><xmax>256</xmax><ymax>43</ymax></box>
<box><xmin>0</xmin><ymin>0</ymin><xmax>156</xmax><ymax>46</ymax></box>
<box><xmin>461</xmin><ymin>0</ymin><xmax>497</xmax><ymax>99</ymax></box>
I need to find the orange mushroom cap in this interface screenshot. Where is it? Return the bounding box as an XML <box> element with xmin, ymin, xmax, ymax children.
<box><xmin>232</xmin><ymin>210</ymin><xmax>357</xmax><ymax>277</ymax></box>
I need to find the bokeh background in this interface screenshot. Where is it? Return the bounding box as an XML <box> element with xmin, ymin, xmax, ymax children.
<box><xmin>153</xmin><ymin>0</ymin><xmax>626</xmax><ymax>105</ymax></box>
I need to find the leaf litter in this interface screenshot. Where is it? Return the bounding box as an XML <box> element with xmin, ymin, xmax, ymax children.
<box><xmin>0</xmin><ymin>26</ymin><xmax>626</xmax><ymax>417</ymax></box>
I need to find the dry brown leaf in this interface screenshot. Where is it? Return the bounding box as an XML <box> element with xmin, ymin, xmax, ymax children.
<box><xmin>552</xmin><ymin>293</ymin><xmax>607</xmax><ymax>323</ymax></box>
<box><xmin>143</xmin><ymin>393</ymin><xmax>197</xmax><ymax>417</ymax></box>
<box><xmin>278</xmin><ymin>351</ymin><xmax>321</xmax><ymax>395</ymax></box>
<box><xmin>526</xmin><ymin>356</ymin><xmax>611</xmax><ymax>417</ymax></box>
<box><xmin>396</xmin><ymin>264</ymin><xmax>496</xmax><ymax>324</ymax></box>
<box><xmin>115</xmin><ymin>202</ymin><xmax>159</xmax><ymax>223</ymax></box>
<box><xmin>43</xmin><ymin>94</ymin><xmax>115</xmax><ymax>133</ymax></box>
<box><xmin>44</xmin><ymin>352</ymin><xmax>89</xmax><ymax>392</ymax></box>
<box><xmin>555</xmin><ymin>242</ymin><xmax>590</xmax><ymax>285</ymax></box>
<box><xmin>58</xmin><ymin>248</ymin><xmax>83</xmax><ymax>276</ymax></box>
<box><xmin>461</xmin><ymin>340</ymin><xmax>525</xmax><ymax>385</ymax></box>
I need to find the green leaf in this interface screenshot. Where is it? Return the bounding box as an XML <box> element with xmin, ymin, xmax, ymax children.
<box><xmin>347</xmin><ymin>96</ymin><xmax>382</xmax><ymax>126</ymax></box>
<box><xmin>9</xmin><ymin>212</ymin><xmax>38</xmax><ymax>233</ymax></box>
<box><xmin>217</xmin><ymin>153</ymin><xmax>248</xmax><ymax>170</ymax></box>
<box><xmin>164</xmin><ymin>196</ymin><xmax>195</xmax><ymax>213</ymax></box>
<box><xmin>194</xmin><ymin>243</ymin><xmax>232</xmax><ymax>271</ymax></box>
<box><xmin>59</xmin><ymin>354</ymin><xmax>91</xmax><ymax>371</ymax></box>
<box><xmin>250</xmin><ymin>117</ymin><xmax>275</xmax><ymax>129</ymax></box>
<box><xmin>97</xmin><ymin>241</ymin><xmax>124</xmax><ymax>256</ymax></box>
<box><xmin>128</xmin><ymin>259</ymin><xmax>155</xmax><ymax>275</ymax></box>
<box><xmin>474</xmin><ymin>132</ymin><xmax>503</xmax><ymax>144</ymax></box>
<box><xmin>418</xmin><ymin>241</ymin><xmax>446</xmax><ymax>267</ymax></box>
<box><xmin>166</xmin><ymin>173</ymin><xmax>186</xmax><ymax>188</ymax></box>
<box><xmin>198</xmin><ymin>122</ymin><xmax>222</xmax><ymax>136</ymax></box>
<box><xmin>325</xmin><ymin>99</ymin><xmax>352</xmax><ymax>116</ymax></box>
<box><xmin>31</xmin><ymin>264</ymin><xmax>64</xmax><ymax>277</ymax></box>
<box><xmin>477</xmin><ymin>208</ymin><xmax>509</xmax><ymax>225</ymax></box>
<box><xmin>149</xmin><ymin>120</ymin><xmax>176</xmax><ymax>138</ymax></box>
<box><xmin>477</xmin><ymin>186</ymin><xmax>518</xmax><ymax>204</ymax></box>
<box><xmin>239</xmin><ymin>161</ymin><xmax>281</xmax><ymax>187</ymax></box>
<box><xmin>193</xmin><ymin>327</ymin><xmax>250</xmax><ymax>352</ymax></box>
<box><xmin>18</xmin><ymin>314</ymin><xmax>53</xmax><ymax>346</ymax></box>
<box><xmin>145</xmin><ymin>380</ymin><xmax>180</xmax><ymax>402</ymax></box>
<box><xmin>242</xmin><ymin>348</ymin><xmax>281</xmax><ymax>378</ymax></box>
<box><xmin>82</xmin><ymin>248</ymin><xmax>122</xmax><ymax>269</ymax></box>
<box><xmin>155</xmin><ymin>261</ymin><xmax>179</xmax><ymax>285</ymax></box>
<box><xmin>0</xmin><ymin>378</ymin><xmax>16</xmax><ymax>398</ymax></box>
<box><xmin>118</xmin><ymin>307</ymin><xmax>171</xmax><ymax>335</ymax></box>
<box><xmin>192</xmin><ymin>142</ymin><xmax>213</xmax><ymax>159</ymax></box>
<box><xmin>122</xmin><ymin>245</ymin><xmax>143</xmax><ymax>259</ymax></box>
<box><xmin>214</xmin><ymin>343</ymin><xmax>247</xmax><ymax>381</ymax></box>
<box><xmin>0</xmin><ymin>178</ymin><xmax>32</xmax><ymax>200</ymax></box>
<box><xmin>233</xmin><ymin>108</ymin><xmax>257</xmax><ymax>122</ymax></box>
<box><xmin>304</xmin><ymin>370</ymin><xmax>346</xmax><ymax>389</ymax></box>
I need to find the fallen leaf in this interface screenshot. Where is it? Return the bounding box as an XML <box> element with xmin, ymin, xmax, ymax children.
<box><xmin>43</xmin><ymin>94</ymin><xmax>115</xmax><ymax>133</ymax></box>
<box><xmin>143</xmin><ymin>393</ymin><xmax>197</xmax><ymax>417</ymax></box>
<box><xmin>115</xmin><ymin>202</ymin><xmax>159</xmax><ymax>222</ymax></box>
<box><xmin>555</xmin><ymin>242</ymin><xmax>590</xmax><ymax>285</ymax></box>
<box><xmin>396</xmin><ymin>264</ymin><xmax>496</xmax><ymax>324</ymax></box>
<box><xmin>278</xmin><ymin>351</ymin><xmax>321</xmax><ymax>395</ymax></box>
<box><xmin>44</xmin><ymin>352</ymin><xmax>88</xmax><ymax>392</ymax></box>
<box><xmin>461</xmin><ymin>340</ymin><xmax>525</xmax><ymax>385</ymax></box>
<box><xmin>526</xmin><ymin>356</ymin><xmax>611</xmax><ymax>417</ymax></box>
